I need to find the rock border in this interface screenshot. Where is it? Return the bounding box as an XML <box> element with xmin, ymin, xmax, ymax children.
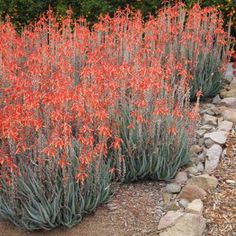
<box><xmin>157</xmin><ymin>63</ymin><xmax>236</xmax><ymax>236</ymax></box>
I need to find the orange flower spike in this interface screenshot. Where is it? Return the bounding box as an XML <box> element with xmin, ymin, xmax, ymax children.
<box><xmin>98</xmin><ymin>126</ymin><xmax>111</xmax><ymax>138</ymax></box>
<box><xmin>196</xmin><ymin>90</ymin><xmax>203</xmax><ymax>98</ymax></box>
<box><xmin>111</xmin><ymin>137</ymin><xmax>123</xmax><ymax>150</ymax></box>
<box><xmin>168</xmin><ymin>126</ymin><xmax>177</xmax><ymax>136</ymax></box>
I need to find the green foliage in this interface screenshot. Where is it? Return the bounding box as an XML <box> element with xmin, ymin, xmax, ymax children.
<box><xmin>0</xmin><ymin>141</ymin><xmax>111</xmax><ymax>231</ymax></box>
<box><xmin>111</xmin><ymin>108</ymin><xmax>190</xmax><ymax>182</ymax></box>
<box><xmin>190</xmin><ymin>53</ymin><xmax>224</xmax><ymax>99</ymax></box>
<box><xmin>0</xmin><ymin>0</ymin><xmax>235</xmax><ymax>34</ymax></box>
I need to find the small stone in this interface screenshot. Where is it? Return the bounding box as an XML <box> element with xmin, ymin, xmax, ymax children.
<box><xmin>158</xmin><ymin>211</ymin><xmax>184</xmax><ymax>230</ymax></box>
<box><xmin>226</xmin><ymin>180</ymin><xmax>236</xmax><ymax>185</ymax></box>
<box><xmin>178</xmin><ymin>184</ymin><xmax>207</xmax><ymax>201</ymax></box>
<box><xmin>221</xmin><ymin>148</ymin><xmax>227</xmax><ymax>159</ymax></box>
<box><xmin>200</xmin><ymin>124</ymin><xmax>215</xmax><ymax>131</ymax></box>
<box><xmin>178</xmin><ymin>199</ymin><xmax>189</xmax><ymax>208</ymax></box>
<box><xmin>201</xmin><ymin>105</ymin><xmax>220</xmax><ymax>116</ymax></box>
<box><xmin>202</xmin><ymin>114</ymin><xmax>217</xmax><ymax>126</ymax></box>
<box><xmin>220</xmin><ymin>95</ymin><xmax>236</xmax><ymax>107</ymax></box>
<box><xmin>198</xmin><ymin>149</ymin><xmax>207</xmax><ymax>161</ymax></box>
<box><xmin>218</xmin><ymin>120</ymin><xmax>233</xmax><ymax>132</ymax></box>
<box><xmin>205</xmin><ymin>144</ymin><xmax>223</xmax><ymax>173</ymax></box>
<box><xmin>174</xmin><ymin>171</ymin><xmax>188</xmax><ymax>185</ymax></box>
<box><xmin>212</xmin><ymin>94</ymin><xmax>221</xmax><ymax>104</ymax></box>
<box><xmin>204</xmin><ymin>131</ymin><xmax>227</xmax><ymax>145</ymax></box>
<box><xmin>186</xmin><ymin>199</ymin><xmax>203</xmax><ymax>214</ymax></box>
<box><xmin>162</xmin><ymin>192</ymin><xmax>172</xmax><ymax>205</ymax></box>
<box><xmin>204</xmin><ymin>138</ymin><xmax>215</xmax><ymax>148</ymax></box>
<box><xmin>198</xmin><ymin>138</ymin><xmax>205</xmax><ymax>146</ymax></box>
<box><xmin>196</xmin><ymin>129</ymin><xmax>207</xmax><ymax>137</ymax></box>
<box><xmin>190</xmin><ymin>145</ymin><xmax>203</xmax><ymax>154</ymax></box>
<box><xmin>159</xmin><ymin>213</ymin><xmax>206</xmax><ymax>236</ymax></box>
<box><xmin>165</xmin><ymin>201</ymin><xmax>181</xmax><ymax>211</ymax></box>
<box><xmin>185</xmin><ymin>166</ymin><xmax>198</xmax><ymax>175</ymax></box>
<box><xmin>107</xmin><ymin>203</ymin><xmax>118</xmax><ymax>211</ymax></box>
<box><xmin>200</xmin><ymin>108</ymin><xmax>215</xmax><ymax>116</ymax></box>
<box><xmin>196</xmin><ymin>162</ymin><xmax>204</xmax><ymax>172</ymax></box>
<box><xmin>166</xmin><ymin>183</ymin><xmax>181</xmax><ymax>194</ymax></box>
<box><xmin>190</xmin><ymin>153</ymin><xmax>201</xmax><ymax>165</ymax></box>
<box><xmin>187</xmin><ymin>174</ymin><xmax>218</xmax><ymax>191</ymax></box>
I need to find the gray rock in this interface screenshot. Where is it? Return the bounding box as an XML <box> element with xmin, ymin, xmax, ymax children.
<box><xmin>200</xmin><ymin>108</ymin><xmax>215</xmax><ymax>116</ymax></box>
<box><xmin>204</xmin><ymin>131</ymin><xmax>227</xmax><ymax>145</ymax></box>
<box><xmin>195</xmin><ymin>129</ymin><xmax>207</xmax><ymax>137</ymax></box>
<box><xmin>212</xmin><ymin>94</ymin><xmax>221</xmax><ymax>104</ymax></box>
<box><xmin>178</xmin><ymin>199</ymin><xmax>189</xmax><ymax>208</ymax></box>
<box><xmin>196</xmin><ymin>162</ymin><xmax>204</xmax><ymax>172</ymax></box>
<box><xmin>205</xmin><ymin>144</ymin><xmax>222</xmax><ymax>173</ymax></box>
<box><xmin>186</xmin><ymin>199</ymin><xmax>204</xmax><ymax>214</ymax></box>
<box><xmin>198</xmin><ymin>149</ymin><xmax>207</xmax><ymax>161</ymax></box>
<box><xmin>202</xmin><ymin>114</ymin><xmax>217</xmax><ymax>126</ymax></box>
<box><xmin>204</xmin><ymin>138</ymin><xmax>215</xmax><ymax>148</ymax></box>
<box><xmin>198</xmin><ymin>138</ymin><xmax>205</xmax><ymax>146</ymax></box>
<box><xmin>187</xmin><ymin>174</ymin><xmax>218</xmax><ymax>191</ymax></box>
<box><xmin>200</xmin><ymin>105</ymin><xmax>220</xmax><ymax>116</ymax></box>
<box><xmin>159</xmin><ymin>213</ymin><xmax>206</xmax><ymax>236</ymax></box>
<box><xmin>166</xmin><ymin>183</ymin><xmax>182</xmax><ymax>194</ymax></box>
<box><xmin>200</xmin><ymin>124</ymin><xmax>215</xmax><ymax>131</ymax></box>
<box><xmin>218</xmin><ymin>120</ymin><xmax>233</xmax><ymax>132</ymax></box>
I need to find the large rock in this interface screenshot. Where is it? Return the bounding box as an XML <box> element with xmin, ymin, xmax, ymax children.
<box><xmin>205</xmin><ymin>144</ymin><xmax>222</xmax><ymax>173</ymax></box>
<box><xmin>187</xmin><ymin>174</ymin><xmax>218</xmax><ymax>191</ymax></box>
<box><xmin>220</xmin><ymin>88</ymin><xmax>236</xmax><ymax>98</ymax></box>
<box><xmin>174</xmin><ymin>171</ymin><xmax>188</xmax><ymax>185</ymax></box>
<box><xmin>218</xmin><ymin>120</ymin><xmax>233</xmax><ymax>132</ymax></box>
<box><xmin>159</xmin><ymin>213</ymin><xmax>206</xmax><ymax>236</ymax></box>
<box><xmin>223</xmin><ymin>110</ymin><xmax>236</xmax><ymax>123</ymax></box>
<box><xmin>186</xmin><ymin>199</ymin><xmax>204</xmax><ymax>214</ymax></box>
<box><xmin>220</xmin><ymin>97</ymin><xmax>236</xmax><ymax>107</ymax></box>
<box><xmin>158</xmin><ymin>211</ymin><xmax>184</xmax><ymax>230</ymax></box>
<box><xmin>204</xmin><ymin>131</ymin><xmax>227</xmax><ymax>145</ymax></box>
<box><xmin>178</xmin><ymin>184</ymin><xmax>207</xmax><ymax>201</ymax></box>
<box><xmin>202</xmin><ymin>114</ymin><xmax>217</xmax><ymax>126</ymax></box>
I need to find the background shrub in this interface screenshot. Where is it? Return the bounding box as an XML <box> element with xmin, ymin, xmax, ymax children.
<box><xmin>0</xmin><ymin>0</ymin><xmax>235</xmax><ymax>38</ymax></box>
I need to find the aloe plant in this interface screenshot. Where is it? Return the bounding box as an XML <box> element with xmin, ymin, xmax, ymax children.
<box><xmin>0</xmin><ymin>143</ymin><xmax>111</xmax><ymax>231</ymax></box>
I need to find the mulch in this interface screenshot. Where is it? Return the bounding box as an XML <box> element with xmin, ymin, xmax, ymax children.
<box><xmin>204</xmin><ymin>130</ymin><xmax>236</xmax><ymax>236</ymax></box>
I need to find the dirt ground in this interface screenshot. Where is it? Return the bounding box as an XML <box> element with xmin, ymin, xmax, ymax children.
<box><xmin>0</xmin><ymin>181</ymin><xmax>165</xmax><ymax>236</ymax></box>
